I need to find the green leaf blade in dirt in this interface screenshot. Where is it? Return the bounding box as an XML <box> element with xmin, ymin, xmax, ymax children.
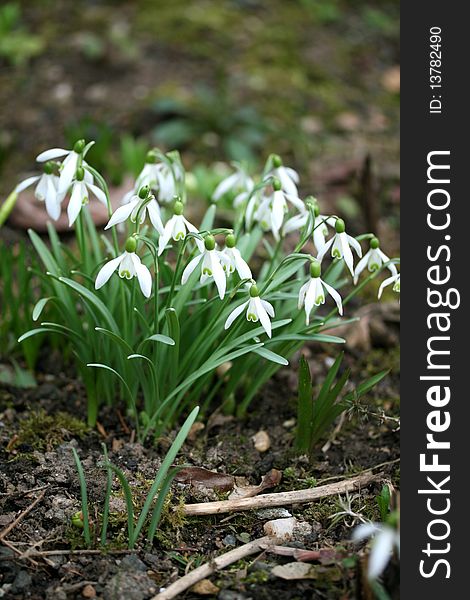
<box><xmin>71</xmin><ymin>448</ymin><xmax>91</xmax><ymax>547</ymax></box>
<box><xmin>133</xmin><ymin>406</ymin><xmax>199</xmax><ymax>544</ymax></box>
<box><xmin>295</xmin><ymin>355</ymin><xmax>313</xmax><ymax>453</ymax></box>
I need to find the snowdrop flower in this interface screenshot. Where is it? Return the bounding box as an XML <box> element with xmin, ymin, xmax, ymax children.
<box><xmin>220</xmin><ymin>234</ymin><xmax>252</xmax><ymax>280</ymax></box>
<box><xmin>212</xmin><ymin>164</ymin><xmax>254</xmax><ymax>204</ymax></box>
<box><xmin>36</xmin><ymin>139</ymin><xmax>86</xmax><ymax>195</ymax></box>
<box><xmin>105</xmin><ymin>185</ymin><xmax>163</xmax><ymax>234</ymax></box>
<box><xmin>224</xmin><ymin>284</ymin><xmax>274</xmax><ymax>338</ymax></box>
<box><xmin>181</xmin><ymin>235</ymin><xmax>227</xmax><ymax>299</ymax></box>
<box><xmin>378</xmin><ymin>272</ymin><xmax>400</xmax><ymax>299</ymax></box>
<box><xmin>266</xmin><ymin>154</ymin><xmax>299</xmax><ymax>197</ymax></box>
<box><xmin>254</xmin><ymin>178</ymin><xmax>304</xmax><ymax>240</ymax></box>
<box><xmin>354</xmin><ymin>237</ymin><xmax>397</xmax><ymax>285</ymax></box>
<box><xmin>317</xmin><ymin>218</ymin><xmax>362</xmax><ymax>277</ymax></box>
<box><xmin>66</xmin><ymin>167</ymin><xmax>107</xmax><ymax>226</ymax></box>
<box><xmin>155</xmin><ymin>159</ymin><xmax>183</xmax><ymax>204</ymax></box>
<box><xmin>283</xmin><ymin>197</ymin><xmax>335</xmax><ymax>253</ymax></box>
<box><xmin>121</xmin><ymin>151</ymin><xmax>161</xmax><ymax>205</ymax></box>
<box><xmin>158</xmin><ymin>201</ymin><xmax>204</xmax><ymax>255</ymax></box>
<box><xmin>352</xmin><ymin>522</ymin><xmax>400</xmax><ymax>580</ymax></box>
<box><xmin>298</xmin><ymin>260</ymin><xmax>343</xmax><ymax>324</ymax></box>
<box><xmin>95</xmin><ymin>237</ymin><xmax>152</xmax><ymax>298</ymax></box>
<box><xmin>15</xmin><ymin>162</ymin><xmax>62</xmax><ymax>221</ymax></box>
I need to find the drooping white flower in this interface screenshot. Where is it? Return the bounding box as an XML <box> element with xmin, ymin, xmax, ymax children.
<box><xmin>283</xmin><ymin>198</ymin><xmax>335</xmax><ymax>253</ymax></box>
<box><xmin>212</xmin><ymin>164</ymin><xmax>254</xmax><ymax>204</ymax></box>
<box><xmin>352</xmin><ymin>522</ymin><xmax>400</xmax><ymax>580</ymax></box>
<box><xmin>158</xmin><ymin>201</ymin><xmax>204</xmax><ymax>255</ymax></box>
<box><xmin>181</xmin><ymin>235</ymin><xmax>227</xmax><ymax>299</ymax></box>
<box><xmin>105</xmin><ymin>186</ymin><xmax>163</xmax><ymax>234</ymax></box>
<box><xmin>15</xmin><ymin>163</ymin><xmax>62</xmax><ymax>221</ymax></box>
<box><xmin>95</xmin><ymin>238</ymin><xmax>152</xmax><ymax>298</ymax></box>
<box><xmin>36</xmin><ymin>139</ymin><xmax>87</xmax><ymax>195</ymax></box>
<box><xmin>220</xmin><ymin>234</ymin><xmax>252</xmax><ymax>281</ymax></box>
<box><xmin>155</xmin><ymin>159</ymin><xmax>184</xmax><ymax>204</ymax></box>
<box><xmin>224</xmin><ymin>284</ymin><xmax>274</xmax><ymax>338</ymax></box>
<box><xmin>298</xmin><ymin>260</ymin><xmax>343</xmax><ymax>324</ymax></box>
<box><xmin>265</xmin><ymin>154</ymin><xmax>299</xmax><ymax>196</ymax></box>
<box><xmin>317</xmin><ymin>218</ymin><xmax>362</xmax><ymax>277</ymax></box>
<box><xmin>66</xmin><ymin>167</ymin><xmax>107</xmax><ymax>226</ymax></box>
<box><xmin>378</xmin><ymin>273</ymin><xmax>400</xmax><ymax>299</ymax></box>
<box><xmin>254</xmin><ymin>179</ymin><xmax>304</xmax><ymax>240</ymax></box>
<box><xmin>354</xmin><ymin>237</ymin><xmax>397</xmax><ymax>284</ymax></box>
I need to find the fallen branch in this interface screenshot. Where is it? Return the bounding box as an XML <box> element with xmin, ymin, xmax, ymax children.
<box><xmin>181</xmin><ymin>471</ymin><xmax>380</xmax><ymax>516</ymax></box>
<box><xmin>152</xmin><ymin>535</ymin><xmax>274</xmax><ymax>600</ymax></box>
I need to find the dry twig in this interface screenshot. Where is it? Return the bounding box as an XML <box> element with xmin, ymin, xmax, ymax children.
<box><xmin>180</xmin><ymin>472</ymin><xmax>380</xmax><ymax>516</ymax></box>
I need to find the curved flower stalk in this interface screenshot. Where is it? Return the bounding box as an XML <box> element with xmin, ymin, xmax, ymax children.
<box><xmin>220</xmin><ymin>233</ymin><xmax>252</xmax><ymax>280</ymax></box>
<box><xmin>283</xmin><ymin>197</ymin><xmax>335</xmax><ymax>252</ymax></box>
<box><xmin>254</xmin><ymin>178</ymin><xmax>304</xmax><ymax>240</ymax></box>
<box><xmin>378</xmin><ymin>272</ymin><xmax>400</xmax><ymax>299</ymax></box>
<box><xmin>265</xmin><ymin>154</ymin><xmax>299</xmax><ymax>197</ymax></box>
<box><xmin>66</xmin><ymin>167</ymin><xmax>108</xmax><ymax>226</ymax></box>
<box><xmin>317</xmin><ymin>218</ymin><xmax>362</xmax><ymax>277</ymax></box>
<box><xmin>158</xmin><ymin>200</ymin><xmax>204</xmax><ymax>255</ymax></box>
<box><xmin>181</xmin><ymin>234</ymin><xmax>227</xmax><ymax>299</ymax></box>
<box><xmin>224</xmin><ymin>283</ymin><xmax>274</xmax><ymax>337</ymax></box>
<box><xmin>352</xmin><ymin>522</ymin><xmax>400</xmax><ymax>580</ymax></box>
<box><xmin>95</xmin><ymin>237</ymin><xmax>152</xmax><ymax>298</ymax></box>
<box><xmin>105</xmin><ymin>186</ymin><xmax>163</xmax><ymax>234</ymax></box>
<box><xmin>15</xmin><ymin>162</ymin><xmax>62</xmax><ymax>221</ymax></box>
<box><xmin>354</xmin><ymin>237</ymin><xmax>397</xmax><ymax>285</ymax></box>
<box><xmin>298</xmin><ymin>259</ymin><xmax>343</xmax><ymax>324</ymax></box>
<box><xmin>36</xmin><ymin>139</ymin><xmax>87</xmax><ymax>195</ymax></box>
<box><xmin>212</xmin><ymin>164</ymin><xmax>254</xmax><ymax>204</ymax></box>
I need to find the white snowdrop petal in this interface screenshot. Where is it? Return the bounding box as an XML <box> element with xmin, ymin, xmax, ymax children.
<box><xmin>368</xmin><ymin>528</ymin><xmax>396</xmax><ymax>580</ymax></box>
<box><xmin>16</xmin><ymin>175</ymin><xmax>40</xmax><ymax>193</ymax></box>
<box><xmin>224</xmin><ymin>301</ymin><xmax>249</xmax><ymax>330</ymax></box>
<box><xmin>181</xmin><ymin>254</ymin><xmax>203</xmax><ymax>284</ymax></box>
<box><xmin>95</xmin><ymin>255</ymin><xmax>123</xmax><ymax>289</ymax></box>
<box><xmin>105</xmin><ymin>200</ymin><xmax>138</xmax><ymax>230</ymax></box>
<box><xmin>254</xmin><ymin>297</ymin><xmax>272</xmax><ymax>338</ymax></box>
<box><xmin>36</xmin><ymin>148</ymin><xmax>69</xmax><ymax>162</ymax></box>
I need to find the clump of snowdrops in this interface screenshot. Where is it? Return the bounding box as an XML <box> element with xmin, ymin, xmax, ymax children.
<box><xmin>14</xmin><ymin>141</ymin><xmax>399</xmax><ymax>440</ymax></box>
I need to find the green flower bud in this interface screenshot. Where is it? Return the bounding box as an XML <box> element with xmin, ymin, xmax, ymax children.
<box><xmin>174</xmin><ymin>200</ymin><xmax>184</xmax><ymax>216</ymax></box>
<box><xmin>272</xmin><ymin>177</ymin><xmax>282</xmax><ymax>192</ymax></box>
<box><xmin>145</xmin><ymin>150</ymin><xmax>158</xmax><ymax>164</ymax></box>
<box><xmin>125</xmin><ymin>237</ymin><xmax>137</xmax><ymax>253</ymax></box>
<box><xmin>335</xmin><ymin>218</ymin><xmax>346</xmax><ymax>234</ymax></box>
<box><xmin>76</xmin><ymin>167</ymin><xmax>85</xmax><ymax>181</ymax></box>
<box><xmin>310</xmin><ymin>259</ymin><xmax>321</xmax><ymax>278</ymax></box>
<box><xmin>271</xmin><ymin>154</ymin><xmax>282</xmax><ymax>168</ymax></box>
<box><xmin>370</xmin><ymin>236</ymin><xmax>380</xmax><ymax>249</ymax></box>
<box><xmin>138</xmin><ymin>185</ymin><xmax>149</xmax><ymax>199</ymax></box>
<box><xmin>43</xmin><ymin>161</ymin><xmax>54</xmax><ymax>175</ymax></box>
<box><xmin>71</xmin><ymin>511</ymin><xmax>84</xmax><ymax>529</ymax></box>
<box><xmin>249</xmin><ymin>284</ymin><xmax>260</xmax><ymax>298</ymax></box>
<box><xmin>73</xmin><ymin>139</ymin><xmax>86</xmax><ymax>154</ymax></box>
<box><xmin>204</xmin><ymin>234</ymin><xmax>216</xmax><ymax>251</ymax></box>
<box><xmin>225</xmin><ymin>233</ymin><xmax>236</xmax><ymax>248</ymax></box>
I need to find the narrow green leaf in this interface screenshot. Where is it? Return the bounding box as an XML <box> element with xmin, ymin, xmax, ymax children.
<box><xmin>295</xmin><ymin>355</ymin><xmax>313</xmax><ymax>453</ymax></box>
<box><xmin>32</xmin><ymin>297</ymin><xmax>54</xmax><ymax>322</ymax></box>
<box><xmin>252</xmin><ymin>347</ymin><xmax>288</xmax><ymax>365</ymax></box>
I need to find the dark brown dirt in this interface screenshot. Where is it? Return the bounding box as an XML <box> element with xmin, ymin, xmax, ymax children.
<box><xmin>0</xmin><ymin>337</ymin><xmax>399</xmax><ymax>600</ymax></box>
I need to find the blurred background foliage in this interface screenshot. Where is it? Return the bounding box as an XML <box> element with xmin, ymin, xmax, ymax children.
<box><xmin>0</xmin><ymin>0</ymin><xmax>399</xmax><ymax>215</ymax></box>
